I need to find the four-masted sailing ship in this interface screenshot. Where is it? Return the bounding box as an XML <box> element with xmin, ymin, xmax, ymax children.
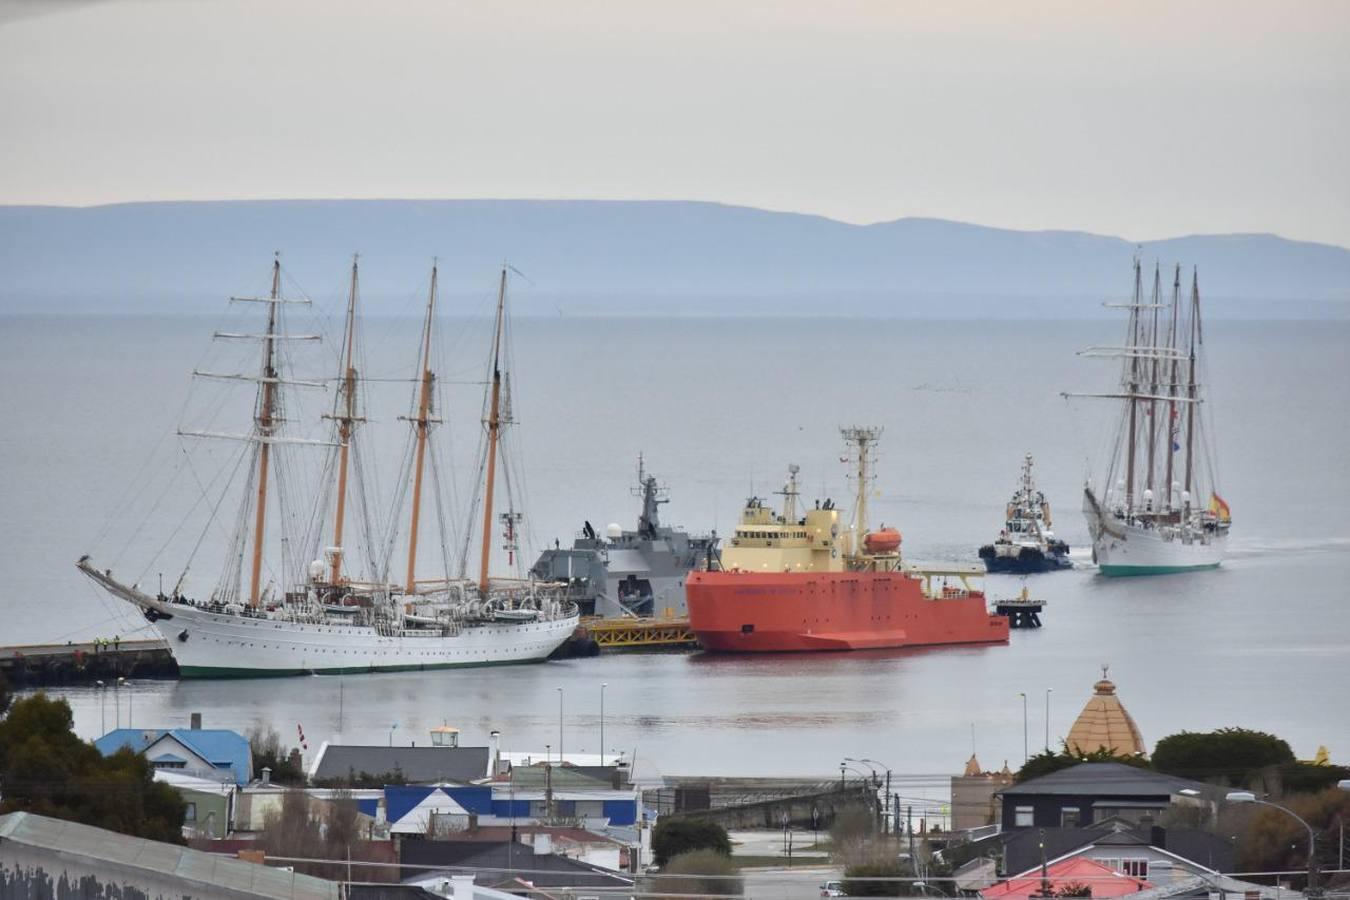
<box><xmin>79</xmin><ymin>257</ymin><xmax>578</xmax><ymax>677</ymax></box>
<box><xmin>1068</xmin><ymin>260</ymin><xmax>1232</xmax><ymax>576</ymax></box>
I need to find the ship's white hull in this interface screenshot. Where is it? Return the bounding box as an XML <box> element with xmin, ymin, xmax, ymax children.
<box><xmin>1082</xmin><ymin>491</ymin><xmax>1226</xmax><ymax>576</ymax></box>
<box><xmin>78</xmin><ymin>560</ymin><xmax>578</xmax><ymax>678</ymax></box>
<box><xmin>149</xmin><ymin>602</ymin><xmax>579</xmax><ymax>678</ymax></box>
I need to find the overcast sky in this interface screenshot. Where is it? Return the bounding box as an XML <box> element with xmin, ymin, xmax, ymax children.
<box><xmin>2</xmin><ymin>0</ymin><xmax>1347</xmax><ymax>246</ymax></box>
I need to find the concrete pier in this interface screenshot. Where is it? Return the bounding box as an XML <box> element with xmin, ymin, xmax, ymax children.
<box><xmin>0</xmin><ymin>638</ymin><xmax>177</xmax><ymax>686</ymax></box>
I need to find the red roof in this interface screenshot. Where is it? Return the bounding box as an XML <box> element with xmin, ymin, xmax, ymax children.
<box><xmin>982</xmin><ymin>857</ymin><xmax>1151</xmax><ymax>899</ymax></box>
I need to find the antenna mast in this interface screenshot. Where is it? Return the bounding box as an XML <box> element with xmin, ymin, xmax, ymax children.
<box><xmin>478</xmin><ymin>267</ymin><xmax>508</xmax><ymax>595</ymax></box>
<box><xmin>841</xmin><ymin>426</ymin><xmax>882</xmax><ymax>552</ymax></box>
<box><xmin>404</xmin><ymin>263</ymin><xmax>439</xmax><ymax>594</ymax></box>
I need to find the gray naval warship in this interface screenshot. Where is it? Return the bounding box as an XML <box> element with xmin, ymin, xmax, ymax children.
<box><xmin>530</xmin><ymin>458</ymin><xmax>719</xmax><ymax>618</ymax></box>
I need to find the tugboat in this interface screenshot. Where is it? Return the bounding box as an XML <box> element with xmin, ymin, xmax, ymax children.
<box><xmin>530</xmin><ymin>457</ymin><xmax>719</xmax><ymax>617</ymax></box>
<box><xmin>686</xmin><ymin>427</ymin><xmax>1009</xmax><ymax>653</ymax></box>
<box><xmin>978</xmin><ymin>453</ymin><xmax>1072</xmax><ymax>573</ymax></box>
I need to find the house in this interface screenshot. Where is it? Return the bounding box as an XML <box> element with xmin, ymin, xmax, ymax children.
<box><xmin>310</xmin><ymin>743</ymin><xmax>493</xmax><ymax>785</ymax></box>
<box><xmin>997</xmin><ymin>763</ymin><xmax>1220</xmax><ymax>830</ymax></box>
<box><xmin>0</xmin><ymin>812</ymin><xmax>340</xmax><ymax>899</ymax></box>
<box><xmin>1128</xmin><ymin>874</ymin><xmax>1304</xmax><ymax>900</ymax></box>
<box><xmin>958</xmin><ymin>819</ymin><xmax>1233</xmax><ymax>882</ymax></box>
<box><xmin>95</xmin><ymin>715</ymin><xmax>252</xmax><ymax>785</ymax></box>
<box><xmin>981</xmin><ymin>856</ymin><xmax>1150</xmax><ymax>898</ymax></box>
<box><xmin>153</xmin><ymin>768</ymin><xmax>237</xmax><ymax>838</ymax></box>
<box><xmin>400</xmin><ymin>840</ymin><xmax>635</xmax><ymax>892</ymax></box>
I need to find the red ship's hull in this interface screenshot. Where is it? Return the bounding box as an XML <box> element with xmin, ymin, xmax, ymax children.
<box><xmin>686</xmin><ymin>570</ymin><xmax>1009</xmax><ymax>652</ymax></box>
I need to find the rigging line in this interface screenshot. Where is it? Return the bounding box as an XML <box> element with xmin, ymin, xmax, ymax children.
<box><xmin>112</xmin><ymin>444</ymin><xmax>192</xmax><ymax>566</ymax></box>
<box><xmin>175</xmin><ymin>441</ymin><xmax>253</xmax><ymax>589</ymax></box>
<box><xmin>428</xmin><ymin>445</ymin><xmax>456</xmax><ymax>594</ymax></box>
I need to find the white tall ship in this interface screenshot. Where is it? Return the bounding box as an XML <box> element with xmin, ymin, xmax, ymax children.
<box><xmin>80</xmin><ymin>258</ymin><xmax>578</xmax><ymax>676</ymax></box>
<box><xmin>1067</xmin><ymin>261</ymin><xmax>1232</xmax><ymax>576</ymax></box>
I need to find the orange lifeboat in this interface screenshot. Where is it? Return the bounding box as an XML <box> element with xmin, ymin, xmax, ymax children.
<box><xmin>864</xmin><ymin>527</ymin><xmax>902</xmax><ymax>554</ymax></box>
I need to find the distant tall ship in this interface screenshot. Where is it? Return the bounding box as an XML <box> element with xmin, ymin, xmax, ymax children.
<box><xmin>978</xmin><ymin>453</ymin><xmax>1071</xmax><ymax>574</ymax></box>
<box><xmin>686</xmin><ymin>428</ymin><xmax>1009</xmax><ymax>653</ymax></box>
<box><xmin>1067</xmin><ymin>261</ymin><xmax>1232</xmax><ymax>576</ymax></box>
<box><xmin>80</xmin><ymin>258</ymin><xmax>578</xmax><ymax>677</ymax></box>
<box><xmin>529</xmin><ymin>457</ymin><xmax>719</xmax><ymax>617</ymax></box>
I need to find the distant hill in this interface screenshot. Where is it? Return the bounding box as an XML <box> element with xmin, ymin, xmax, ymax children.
<box><xmin>1</xmin><ymin>199</ymin><xmax>1347</xmax><ymax>316</ymax></box>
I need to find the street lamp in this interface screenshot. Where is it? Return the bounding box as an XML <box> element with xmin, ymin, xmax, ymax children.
<box><xmin>1044</xmin><ymin>689</ymin><xmax>1053</xmax><ymax>752</ymax></box>
<box><xmin>1019</xmin><ymin>692</ymin><xmax>1028</xmax><ymax>763</ymax></box>
<box><xmin>600</xmin><ymin>682</ymin><xmax>608</xmax><ymax>764</ymax></box>
<box><xmin>1226</xmin><ymin>791</ymin><xmax>1320</xmax><ymax>897</ymax></box>
<box><xmin>388</xmin><ymin>722</ymin><xmax>399</xmax><ymax>746</ymax></box>
<box><xmin>556</xmin><ymin>687</ymin><xmax>564</xmax><ymax>764</ymax></box>
<box><xmin>848</xmin><ymin>757</ymin><xmax>894</xmax><ymax>833</ymax></box>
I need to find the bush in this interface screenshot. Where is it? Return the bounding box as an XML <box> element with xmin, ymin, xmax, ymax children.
<box><xmin>831</xmin><ymin>804</ymin><xmax>876</xmax><ymax>848</ymax></box>
<box><xmin>652</xmin><ymin>818</ymin><xmax>731</xmax><ymax>866</ymax></box>
<box><xmin>659</xmin><ymin>848</ymin><xmax>743</xmax><ymax>896</ymax></box>
<box><xmin>842</xmin><ymin>859</ymin><xmax>906</xmax><ymax>897</ymax></box>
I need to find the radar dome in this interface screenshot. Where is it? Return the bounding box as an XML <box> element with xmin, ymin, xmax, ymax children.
<box><xmin>308</xmin><ymin>559</ymin><xmax>325</xmax><ymax>581</ymax></box>
<box><xmin>606</xmin><ymin>523</ymin><xmax>623</xmax><ymax>539</ymax></box>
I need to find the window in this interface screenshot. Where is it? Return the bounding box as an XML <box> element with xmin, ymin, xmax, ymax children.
<box><xmin>1121</xmin><ymin>860</ymin><xmax>1149</xmax><ymax>879</ymax></box>
<box><xmin>1060</xmin><ymin>806</ymin><xmax>1081</xmax><ymax>827</ymax></box>
<box><xmin>1014</xmin><ymin>805</ymin><xmax>1034</xmax><ymax>827</ymax></box>
<box><xmin>184</xmin><ymin>802</ymin><xmax>197</xmax><ymax>822</ymax></box>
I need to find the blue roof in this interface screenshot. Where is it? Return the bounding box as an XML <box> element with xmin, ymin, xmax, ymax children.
<box><xmin>95</xmin><ymin>728</ymin><xmax>252</xmax><ymax>785</ymax></box>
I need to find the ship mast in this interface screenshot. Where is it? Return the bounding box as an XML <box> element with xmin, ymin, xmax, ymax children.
<box><xmin>1145</xmin><ymin>264</ymin><xmax>1161</xmax><ymax>503</ymax></box>
<box><xmin>327</xmin><ymin>255</ymin><xmax>362</xmax><ymax>584</ymax></box>
<box><xmin>1124</xmin><ymin>259</ymin><xmax>1141</xmax><ymax>514</ymax></box>
<box><xmin>404</xmin><ymin>263</ymin><xmax>439</xmax><ymax>594</ymax></box>
<box><xmin>248</xmin><ymin>259</ymin><xmax>282</xmax><ymax>607</ymax></box>
<box><xmin>1183</xmin><ymin>268</ymin><xmax>1202</xmax><ymax>501</ymax></box>
<box><xmin>478</xmin><ymin>267</ymin><xmax>508</xmax><ymax>596</ymax></box>
<box><xmin>1163</xmin><ymin>265</ymin><xmax>1181</xmax><ymax>508</ymax></box>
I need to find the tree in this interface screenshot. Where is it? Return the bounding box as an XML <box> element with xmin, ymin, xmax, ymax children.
<box><xmin>1056</xmin><ymin>883</ymin><xmax>1092</xmax><ymax>897</ymax></box>
<box><xmin>1015</xmin><ymin>747</ymin><xmax>1149</xmax><ymax>783</ymax></box>
<box><xmin>1152</xmin><ymin>728</ymin><xmax>1295</xmax><ymax>783</ymax></box>
<box><xmin>660</xmin><ymin>848</ymin><xmax>744</xmax><ymax>896</ymax></box>
<box><xmin>0</xmin><ymin>693</ymin><xmax>186</xmax><ymax>844</ymax></box>
<box><xmin>247</xmin><ymin>724</ymin><xmax>307</xmax><ymax>785</ymax></box>
<box><xmin>0</xmin><ymin>669</ymin><xmax>11</xmax><ymax>716</ymax></box>
<box><xmin>256</xmin><ymin>787</ymin><xmax>384</xmax><ymax>881</ymax></box>
<box><xmin>831</xmin><ymin>804</ymin><xmax>876</xmax><ymax>849</ymax></box>
<box><xmin>652</xmin><ymin>818</ymin><xmax>732</xmax><ymax>866</ymax></box>
<box><xmin>1231</xmin><ymin>785</ymin><xmax>1350</xmax><ymax>878</ymax></box>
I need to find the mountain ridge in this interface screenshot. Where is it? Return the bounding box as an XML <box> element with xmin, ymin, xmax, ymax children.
<box><xmin>2</xmin><ymin>199</ymin><xmax>1347</xmax><ymax>315</ymax></box>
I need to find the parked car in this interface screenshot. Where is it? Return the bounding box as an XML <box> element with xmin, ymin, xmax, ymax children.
<box><xmin>820</xmin><ymin>881</ymin><xmax>845</xmax><ymax>897</ymax></box>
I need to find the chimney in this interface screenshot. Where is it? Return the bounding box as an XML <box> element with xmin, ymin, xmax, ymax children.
<box><xmin>261</xmin><ymin>767</ymin><xmax>272</xmax><ymax>786</ymax></box>
<box><xmin>450</xmin><ymin>875</ymin><xmax>476</xmax><ymax>900</ymax></box>
<box><xmin>190</xmin><ymin>712</ymin><xmax>202</xmax><ymax>730</ymax></box>
<box><xmin>534</xmin><ymin>832</ymin><xmax>553</xmax><ymax>856</ymax></box>
<box><xmin>489</xmin><ymin>730</ymin><xmax>502</xmax><ymax>777</ymax></box>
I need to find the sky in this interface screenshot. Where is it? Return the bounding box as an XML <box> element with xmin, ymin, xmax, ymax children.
<box><xmin>2</xmin><ymin>0</ymin><xmax>1348</xmax><ymax>247</ymax></box>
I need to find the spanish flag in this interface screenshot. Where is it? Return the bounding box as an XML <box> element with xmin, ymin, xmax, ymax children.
<box><xmin>1208</xmin><ymin>493</ymin><xmax>1232</xmax><ymax>522</ymax></box>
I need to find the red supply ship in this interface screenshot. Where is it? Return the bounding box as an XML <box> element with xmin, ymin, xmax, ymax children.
<box><xmin>687</xmin><ymin>427</ymin><xmax>1009</xmax><ymax>653</ymax></box>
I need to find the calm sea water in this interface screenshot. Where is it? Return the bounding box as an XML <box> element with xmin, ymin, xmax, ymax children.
<box><xmin>2</xmin><ymin>312</ymin><xmax>1347</xmax><ymax>786</ymax></box>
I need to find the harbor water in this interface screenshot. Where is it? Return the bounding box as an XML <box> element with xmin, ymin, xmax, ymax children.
<box><xmin>2</xmin><ymin>312</ymin><xmax>1347</xmax><ymax>781</ymax></box>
